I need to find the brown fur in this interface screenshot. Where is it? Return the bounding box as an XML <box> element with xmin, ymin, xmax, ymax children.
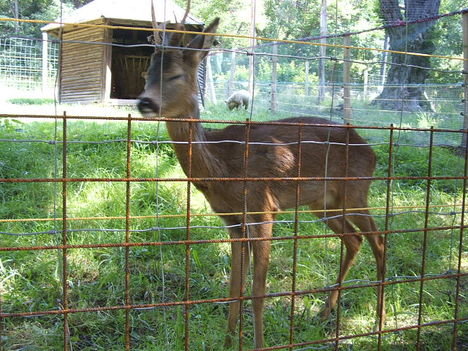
<box><xmin>138</xmin><ymin>18</ymin><xmax>385</xmax><ymax>349</ymax></box>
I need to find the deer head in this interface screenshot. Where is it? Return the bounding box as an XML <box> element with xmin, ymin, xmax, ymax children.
<box><xmin>138</xmin><ymin>18</ymin><xmax>220</xmax><ymax>118</ymax></box>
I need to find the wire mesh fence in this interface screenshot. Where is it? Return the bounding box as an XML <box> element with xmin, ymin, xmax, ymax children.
<box><xmin>1</xmin><ymin>115</ymin><xmax>467</xmax><ymax>350</ymax></box>
<box><xmin>0</xmin><ymin>3</ymin><xmax>468</xmax><ymax>351</ymax></box>
<box><xmin>0</xmin><ymin>37</ymin><xmax>59</xmax><ymax>95</ymax></box>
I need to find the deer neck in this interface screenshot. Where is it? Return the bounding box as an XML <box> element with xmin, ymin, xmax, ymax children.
<box><xmin>165</xmin><ymin>96</ymin><xmax>223</xmax><ymax>178</ymax></box>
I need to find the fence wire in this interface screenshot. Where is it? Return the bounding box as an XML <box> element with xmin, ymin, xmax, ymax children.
<box><xmin>1</xmin><ymin>116</ymin><xmax>467</xmax><ymax>350</ymax></box>
<box><xmin>1</xmin><ymin>4</ymin><xmax>468</xmax><ymax>351</ymax></box>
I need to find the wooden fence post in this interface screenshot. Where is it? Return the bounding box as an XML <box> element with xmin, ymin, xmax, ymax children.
<box><xmin>42</xmin><ymin>32</ymin><xmax>48</xmax><ymax>93</ymax></box>
<box><xmin>206</xmin><ymin>56</ymin><xmax>217</xmax><ymax>104</ymax></box>
<box><xmin>343</xmin><ymin>35</ymin><xmax>352</xmax><ymax>123</ymax></box>
<box><xmin>318</xmin><ymin>0</ymin><xmax>327</xmax><ymax>104</ymax></box>
<box><xmin>271</xmin><ymin>42</ymin><xmax>278</xmax><ymax>112</ymax></box>
<box><xmin>463</xmin><ymin>12</ymin><xmax>468</xmax><ymax>148</ymax></box>
<box><xmin>380</xmin><ymin>34</ymin><xmax>389</xmax><ymax>88</ymax></box>
<box><xmin>228</xmin><ymin>51</ymin><xmax>236</xmax><ymax>97</ymax></box>
<box><xmin>363</xmin><ymin>67</ymin><xmax>369</xmax><ymax>101</ymax></box>
<box><xmin>248</xmin><ymin>1</ymin><xmax>256</xmax><ymax>98</ymax></box>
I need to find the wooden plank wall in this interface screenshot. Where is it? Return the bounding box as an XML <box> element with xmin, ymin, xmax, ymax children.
<box><xmin>61</xmin><ymin>25</ymin><xmax>108</xmax><ymax>103</ymax></box>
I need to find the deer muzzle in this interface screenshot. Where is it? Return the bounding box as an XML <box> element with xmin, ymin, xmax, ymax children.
<box><xmin>137</xmin><ymin>97</ymin><xmax>160</xmax><ymax>116</ymax></box>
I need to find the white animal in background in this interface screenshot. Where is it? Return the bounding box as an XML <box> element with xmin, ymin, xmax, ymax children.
<box><xmin>225</xmin><ymin>90</ymin><xmax>250</xmax><ymax>110</ymax></box>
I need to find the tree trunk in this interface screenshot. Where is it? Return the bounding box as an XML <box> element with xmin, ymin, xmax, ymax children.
<box><xmin>12</xmin><ymin>0</ymin><xmax>19</xmax><ymax>34</ymax></box>
<box><xmin>372</xmin><ymin>0</ymin><xmax>441</xmax><ymax>112</ymax></box>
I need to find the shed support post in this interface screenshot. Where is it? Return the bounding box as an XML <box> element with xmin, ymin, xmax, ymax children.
<box><xmin>102</xmin><ymin>26</ymin><xmax>112</xmax><ymax>102</ymax></box>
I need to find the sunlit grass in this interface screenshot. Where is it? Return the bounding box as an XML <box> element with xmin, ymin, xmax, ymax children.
<box><xmin>0</xmin><ymin>104</ymin><xmax>467</xmax><ymax>350</ymax></box>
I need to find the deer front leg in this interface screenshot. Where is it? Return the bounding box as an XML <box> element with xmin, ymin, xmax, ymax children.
<box><xmin>225</xmin><ymin>239</ymin><xmax>250</xmax><ymax>348</ymax></box>
<box><xmin>243</xmin><ymin>217</ymin><xmax>274</xmax><ymax>349</ymax></box>
<box><xmin>225</xmin><ymin>218</ymin><xmax>273</xmax><ymax>350</ymax></box>
<box><xmin>252</xmin><ymin>234</ymin><xmax>271</xmax><ymax>349</ymax></box>
<box><xmin>319</xmin><ymin>218</ymin><xmax>363</xmax><ymax>320</ymax></box>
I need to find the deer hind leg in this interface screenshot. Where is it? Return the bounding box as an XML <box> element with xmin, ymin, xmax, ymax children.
<box><xmin>347</xmin><ymin>212</ymin><xmax>386</xmax><ymax>327</ymax></box>
<box><xmin>317</xmin><ymin>213</ymin><xmax>363</xmax><ymax>320</ymax></box>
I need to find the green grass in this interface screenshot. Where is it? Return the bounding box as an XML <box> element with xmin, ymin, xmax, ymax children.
<box><xmin>7</xmin><ymin>97</ymin><xmax>56</xmax><ymax>105</ymax></box>
<box><xmin>0</xmin><ymin>104</ymin><xmax>467</xmax><ymax>350</ymax></box>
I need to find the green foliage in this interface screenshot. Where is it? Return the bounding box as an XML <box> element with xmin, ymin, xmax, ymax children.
<box><xmin>174</xmin><ymin>0</ymin><xmax>247</xmax><ymax>48</ymax></box>
<box><xmin>1</xmin><ymin>0</ymin><xmax>463</xmax><ymax>86</ymax></box>
<box><xmin>374</xmin><ymin>142</ymin><xmax>465</xmax><ymax>193</ymax></box>
<box><xmin>263</xmin><ymin>0</ymin><xmax>320</xmax><ymax>39</ymax></box>
<box><xmin>0</xmin><ymin>118</ymin><xmax>23</xmax><ymax>133</ymax></box>
<box><xmin>0</xmin><ymin>0</ymin><xmax>73</xmax><ymax>37</ymax></box>
<box><xmin>429</xmin><ymin>0</ymin><xmax>465</xmax><ymax>83</ymax></box>
<box><xmin>8</xmin><ymin>97</ymin><xmax>55</xmax><ymax>105</ymax></box>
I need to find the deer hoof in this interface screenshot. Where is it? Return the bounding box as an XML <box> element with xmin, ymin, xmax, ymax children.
<box><xmin>224</xmin><ymin>334</ymin><xmax>234</xmax><ymax>349</ymax></box>
<box><xmin>319</xmin><ymin>306</ymin><xmax>332</xmax><ymax>321</ymax></box>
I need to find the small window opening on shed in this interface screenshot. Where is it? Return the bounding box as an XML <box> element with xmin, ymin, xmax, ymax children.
<box><xmin>110</xmin><ymin>27</ymin><xmax>153</xmax><ymax>99</ymax></box>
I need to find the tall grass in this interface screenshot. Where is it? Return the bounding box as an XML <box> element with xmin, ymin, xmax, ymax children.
<box><xmin>0</xmin><ymin>104</ymin><xmax>466</xmax><ymax>350</ymax></box>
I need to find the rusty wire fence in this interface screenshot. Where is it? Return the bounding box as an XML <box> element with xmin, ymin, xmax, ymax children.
<box><xmin>1</xmin><ymin>6</ymin><xmax>468</xmax><ymax>351</ymax></box>
<box><xmin>1</xmin><ymin>115</ymin><xmax>467</xmax><ymax>350</ymax></box>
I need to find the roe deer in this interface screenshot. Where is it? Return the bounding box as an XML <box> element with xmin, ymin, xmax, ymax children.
<box><xmin>137</xmin><ymin>17</ymin><xmax>385</xmax><ymax>349</ymax></box>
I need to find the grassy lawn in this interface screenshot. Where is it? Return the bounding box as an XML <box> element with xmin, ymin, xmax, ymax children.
<box><xmin>0</xmin><ymin>99</ymin><xmax>467</xmax><ymax>350</ymax></box>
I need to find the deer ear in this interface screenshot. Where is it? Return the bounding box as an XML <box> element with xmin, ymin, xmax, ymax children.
<box><xmin>185</xmin><ymin>18</ymin><xmax>220</xmax><ymax>63</ymax></box>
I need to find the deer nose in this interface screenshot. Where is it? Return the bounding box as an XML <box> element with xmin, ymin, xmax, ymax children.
<box><xmin>137</xmin><ymin>97</ymin><xmax>159</xmax><ymax>114</ymax></box>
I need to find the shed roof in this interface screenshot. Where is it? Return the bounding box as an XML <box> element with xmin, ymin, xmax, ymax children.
<box><xmin>42</xmin><ymin>0</ymin><xmax>203</xmax><ymax>33</ymax></box>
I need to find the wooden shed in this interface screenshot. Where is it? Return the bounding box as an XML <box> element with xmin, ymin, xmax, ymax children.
<box><xmin>42</xmin><ymin>0</ymin><xmax>204</xmax><ymax>104</ymax></box>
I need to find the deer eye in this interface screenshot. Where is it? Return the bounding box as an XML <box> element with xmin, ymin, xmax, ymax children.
<box><xmin>168</xmin><ymin>74</ymin><xmax>184</xmax><ymax>81</ymax></box>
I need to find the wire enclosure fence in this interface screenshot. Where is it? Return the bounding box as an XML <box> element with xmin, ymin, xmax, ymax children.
<box><xmin>1</xmin><ymin>115</ymin><xmax>467</xmax><ymax>350</ymax></box>
<box><xmin>0</xmin><ymin>6</ymin><xmax>468</xmax><ymax>351</ymax></box>
<box><xmin>0</xmin><ymin>37</ymin><xmax>59</xmax><ymax>94</ymax></box>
